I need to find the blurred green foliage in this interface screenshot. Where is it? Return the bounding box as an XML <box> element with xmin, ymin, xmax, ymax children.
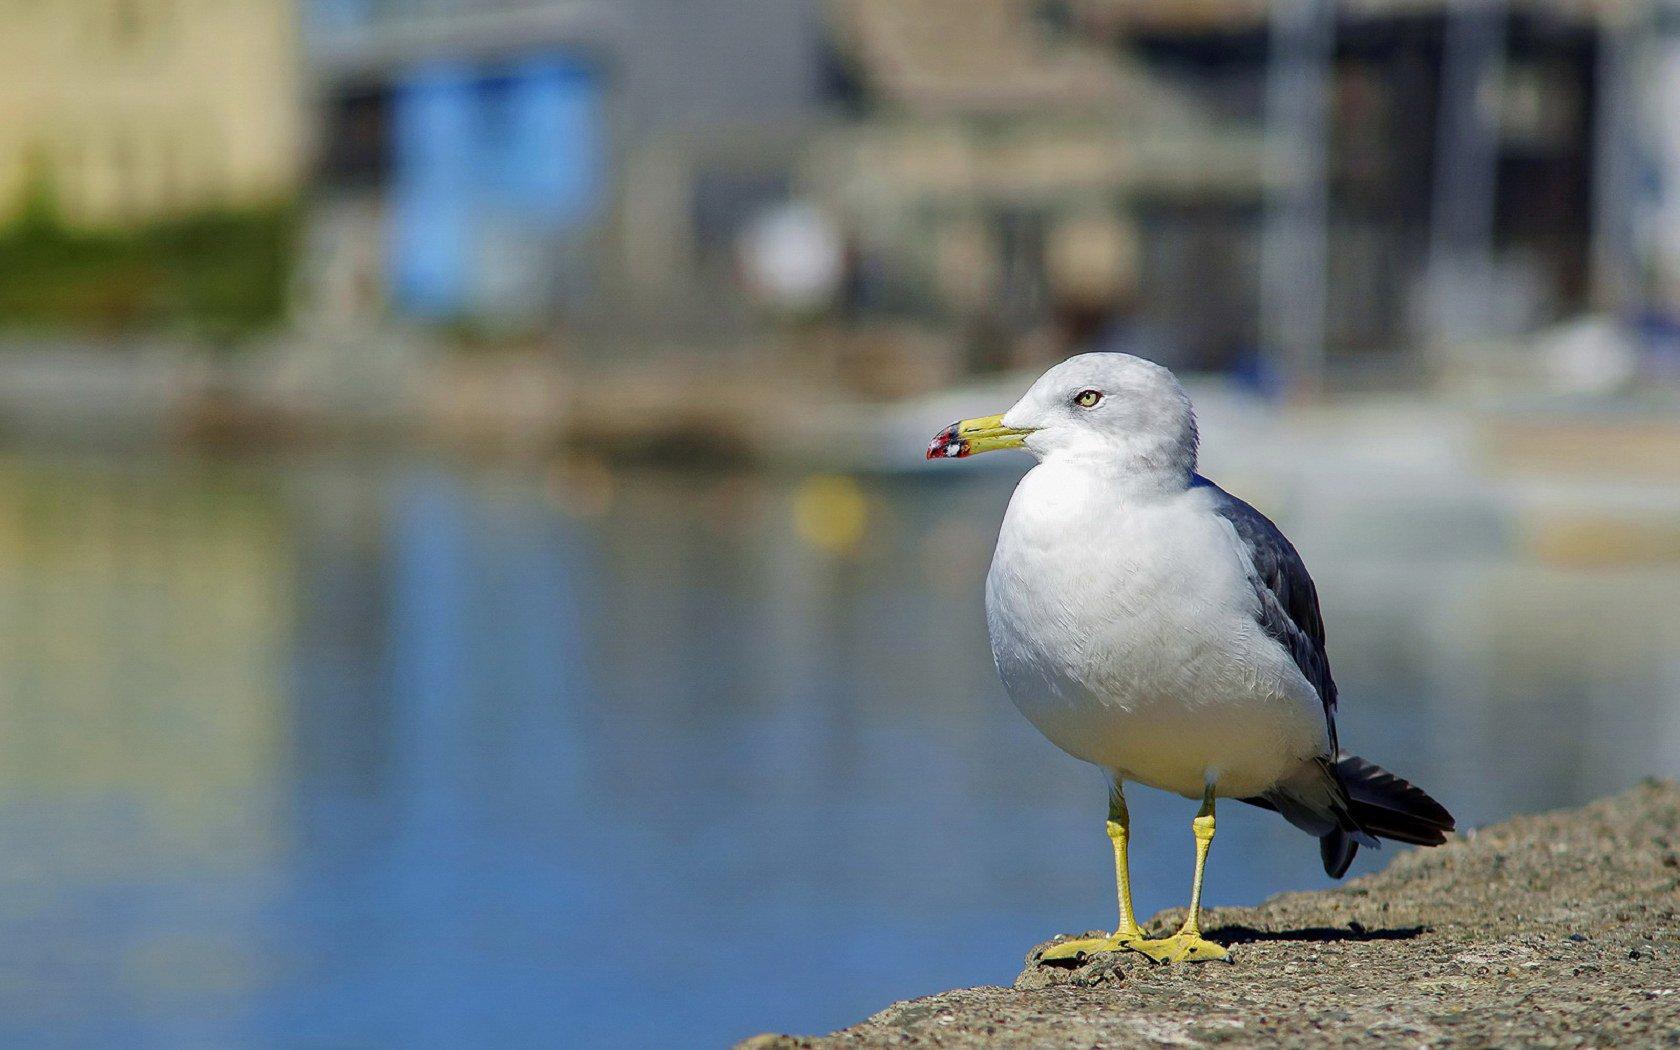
<box><xmin>0</xmin><ymin>191</ymin><xmax>297</xmax><ymax>342</ymax></box>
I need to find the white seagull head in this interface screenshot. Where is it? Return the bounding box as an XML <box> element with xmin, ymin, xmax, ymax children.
<box><xmin>927</xmin><ymin>353</ymin><xmax>1198</xmax><ymax>478</ymax></box>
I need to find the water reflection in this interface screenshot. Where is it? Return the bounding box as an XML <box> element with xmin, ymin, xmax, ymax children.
<box><xmin>0</xmin><ymin>452</ymin><xmax>1674</xmax><ymax>1046</ymax></box>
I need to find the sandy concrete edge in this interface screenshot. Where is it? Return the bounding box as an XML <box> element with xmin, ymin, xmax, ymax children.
<box><xmin>741</xmin><ymin>779</ymin><xmax>1680</xmax><ymax>1048</ymax></box>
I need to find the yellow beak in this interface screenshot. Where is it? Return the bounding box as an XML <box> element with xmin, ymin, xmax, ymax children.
<box><xmin>926</xmin><ymin>413</ymin><xmax>1035</xmax><ymax>460</ymax></box>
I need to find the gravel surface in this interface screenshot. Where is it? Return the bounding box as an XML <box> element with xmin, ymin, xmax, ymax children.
<box><xmin>742</xmin><ymin>780</ymin><xmax>1680</xmax><ymax>1048</ymax></box>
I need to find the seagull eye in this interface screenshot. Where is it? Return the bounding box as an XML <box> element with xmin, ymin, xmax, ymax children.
<box><xmin>1073</xmin><ymin>389</ymin><xmax>1103</xmax><ymax>408</ymax></box>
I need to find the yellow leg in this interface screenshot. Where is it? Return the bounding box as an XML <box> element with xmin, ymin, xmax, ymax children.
<box><xmin>1112</xmin><ymin>793</ymin><xmax>1143</xmax><ymax>938</ymax></box>
<box><xmin>1133</xmin><ymin>786</ymin><xmax>1230</xmax><ymax>964</ymax></box>
<box><xmin>1038</xmin><ymin>783</ymin><xmax>1149</xmax><ymax>962</ymax></box>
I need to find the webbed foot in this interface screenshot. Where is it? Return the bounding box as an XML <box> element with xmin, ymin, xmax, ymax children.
<box><xmin>1037</xmin><ymin>931</ymin><xmax>1148</xmax><ymax>963</ymax></box>
<box><xmin>1130</xmin><ymin>931</ymin><xmax>1229</xmax><ymax>964</ymax></box>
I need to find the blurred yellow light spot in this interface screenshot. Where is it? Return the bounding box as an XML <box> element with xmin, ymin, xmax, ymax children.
<box><xmin>793</xmin><ymin>475</ymin><xmax>869</xmax><ymax>554</ymax></box>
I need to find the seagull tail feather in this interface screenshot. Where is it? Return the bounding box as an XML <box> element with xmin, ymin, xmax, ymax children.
<box><xmin>1243</xmin><ymin>755</ymin><xmax>1455</xmax><ymax>878</ymax></box>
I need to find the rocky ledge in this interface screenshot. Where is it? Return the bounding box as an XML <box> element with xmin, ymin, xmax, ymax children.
<box><xmin>744</xmin><ymin>779</ymin><xmax>1680</xmax><ymax>1048</ymax></box>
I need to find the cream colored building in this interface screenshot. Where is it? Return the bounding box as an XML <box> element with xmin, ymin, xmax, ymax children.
<box><xmin>0</xmin><ymin>0</ymin><xmax>305</xmax><ymax>227</ymax></box>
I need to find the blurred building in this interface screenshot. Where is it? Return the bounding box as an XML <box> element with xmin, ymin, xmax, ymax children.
<box><xmin>818</xmin><ymin>0</ymin><xmax>1680</xmax><ymax>381</ymax></box>
<box><xmin>303</xmin><ymin>0</ymin><xmax>829</xmax><ymax>329</ymax></box>
<box><xmin>300</xmin><ymin>0</ymin><xmax>1266</xmax><ymax>366</ymax></box>
<box><xmin>817</xmin><ymin>0</ymin><xmax>1266</xmax><ymax>374</ymax></box>
<box><xmin>0</xmin><ymin>0</ymin><xmax>305</xmax><ymax>227</ymax></box>
<box><xmin>298</xmin><ymin>0</ymin><xmax>1680</xmax><ymax>387</ymax></box>
<box><xmin>1111</xmin><ymin>0</ymin><xmax>1614</xmax><ymax>378</ymax></box>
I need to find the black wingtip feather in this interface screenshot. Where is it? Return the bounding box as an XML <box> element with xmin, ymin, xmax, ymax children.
<box><xmin>1334</xmin><ymin>754</ymin><xmax>1455</xmax><ymax>853</ymax></box>
<box><xmin>1243</xmin><ymin>755</ymin><xmax>1455</xmax><ymax>877</ymax></box>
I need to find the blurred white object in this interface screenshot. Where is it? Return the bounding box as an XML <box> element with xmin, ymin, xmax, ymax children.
<box><xmin>1538</xmin><ymin>315</ymin><xmax>1639</xmax><ymax>395</ymax></box>
<box><xmin>738</xmin><ymin>201</ymin><xmax>843</xmax><ymax>312</ymax></box>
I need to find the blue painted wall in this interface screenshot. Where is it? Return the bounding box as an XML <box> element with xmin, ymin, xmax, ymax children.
<box><xmin>390</xmin><ymin>57</ymin><xmax>605</xmax><ymax>318</ymax></box>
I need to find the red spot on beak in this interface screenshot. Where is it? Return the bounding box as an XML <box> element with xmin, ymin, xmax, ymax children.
<box><xmin>926</xmin><ymin>422</ymin><xmax>969</xmax><ymax>460</ymax></box>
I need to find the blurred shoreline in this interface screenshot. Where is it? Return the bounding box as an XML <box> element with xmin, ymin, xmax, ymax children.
<box><xmin>6</xmin><ymin>329</ymin><xmax>1678</xmax><ymax>457</ymax></box>
<box><xmin>8</xmin><ymin>329</ymin><xmax>1680</xmax><ymax>576</ymax></box>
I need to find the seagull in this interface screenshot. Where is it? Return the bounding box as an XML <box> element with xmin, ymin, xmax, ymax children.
<box><xmin>927</xmin><ymin>353</ymin><xmax>1454</xmax><ymax>964</ymax></box>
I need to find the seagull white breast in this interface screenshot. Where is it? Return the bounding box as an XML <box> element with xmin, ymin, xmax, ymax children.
<box><xmin>985</xmin><ymin>459</ymin><xmax>1330</xmax><ymax>799</ymax></box>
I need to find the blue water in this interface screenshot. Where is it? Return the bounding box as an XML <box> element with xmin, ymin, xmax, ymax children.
<box><xmin>0</xmin><ymin>453</ymin><xmax>1674</xmax><ymax>1047</ymax></box>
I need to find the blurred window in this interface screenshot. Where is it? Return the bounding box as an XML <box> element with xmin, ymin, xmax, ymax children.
<box><xmin>1129</xmin><ymin>23</ymin><xmax>1270</xmax><ymax>124</ymax></box>
<box><xmin>387</xmin><ymin>56</ymin><xmax>604</xmax><ymax>317</ymax></box>
<box><xmin>320</xmin><ymin>87</ymin><xmax>394</xmax><ymax>188</ymax></box>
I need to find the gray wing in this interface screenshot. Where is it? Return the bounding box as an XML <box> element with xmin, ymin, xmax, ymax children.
<box><xmin>1198</xmin><ymin>476</ymin><xmax>1339</xmax><ymax>753</ymax></box>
